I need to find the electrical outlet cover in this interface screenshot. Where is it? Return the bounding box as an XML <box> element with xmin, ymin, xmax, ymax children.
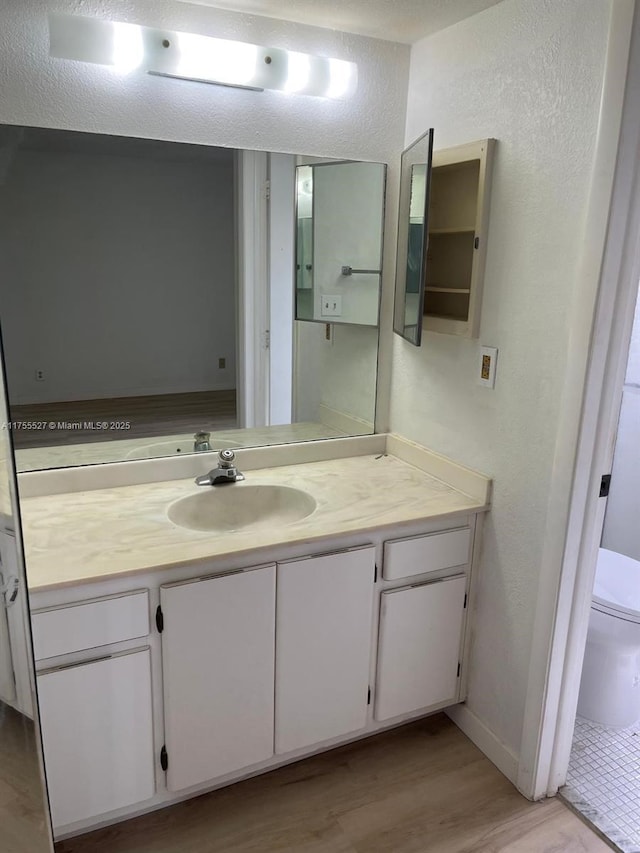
<box><xmin>479</xmin><ymin>346</ymin><xmax>498</xmax><ymax>388</ymax></box>
<box><xmin>321</xmin><ymin>295</ymin><xmax>342</xmax><ymax>317</ymax></box>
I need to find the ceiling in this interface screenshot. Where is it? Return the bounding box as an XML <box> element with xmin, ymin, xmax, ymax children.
<box><xmin>178</xmin><ymin>0</ymin><xmax>504</xmax><ymax>44</ymax></box>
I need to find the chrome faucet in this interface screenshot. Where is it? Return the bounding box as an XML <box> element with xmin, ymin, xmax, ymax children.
<box><xmin>193</xmin><ymin>431</ymin><xmax>212</xmax><ymax>452</ymax></box>
<box><xmin>195</xmin><ymin>449</ymin><xmax>245</xmax><ymax>486</ymax></box>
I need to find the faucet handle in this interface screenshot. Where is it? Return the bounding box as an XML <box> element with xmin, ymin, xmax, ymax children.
<box><xmin>193</xmin><ymin>431</ymin><xmax>212</xmax><ymax>452</ymax></box>
<box><xmin>218</xmin><ymin>448</ymin><xmax>236</xmax><ymax>468</ymax></box>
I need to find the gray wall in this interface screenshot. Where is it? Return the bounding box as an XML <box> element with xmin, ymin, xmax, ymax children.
<box><xmin>0</xmin><ymin>145</ymin><xmax>235</xmax><ymax>404</ymax></box>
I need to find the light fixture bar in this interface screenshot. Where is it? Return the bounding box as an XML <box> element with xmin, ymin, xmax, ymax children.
<box><xmin>147</xmin><ymin>71</ymin><xmax>265</xmax><ymax>92</ymax></box>
<box><xmin>48</xmin><ymin>13</ymin><xmax>358</xmax><ymax>100</ymax></box>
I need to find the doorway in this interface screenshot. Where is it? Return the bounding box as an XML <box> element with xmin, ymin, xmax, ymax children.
<box><xmin>516</xmin><ymin>0</ymin><xmax>640</xmax><ymax>820</ymax></box>
<box><xmin>561</xmin><ymin>285</ymin><xmax>640</xmax><ymax>851</ymax></box>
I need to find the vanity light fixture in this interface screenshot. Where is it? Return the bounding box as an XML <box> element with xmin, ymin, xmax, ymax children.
<box><xmin>48</xmin><ymin>13</ymin><xmax>358</xmax><ymax>99</ymax></box>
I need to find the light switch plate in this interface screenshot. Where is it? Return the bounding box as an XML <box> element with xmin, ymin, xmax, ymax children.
<box><xmin>479</xmin><ymin>346</ymin><xmax>498</xmax><ymax>388</ymax></box>
<box><xmin>321</xmin><ymin>294</ymin><xmax>342</xmax><ymax>317</ymax></box>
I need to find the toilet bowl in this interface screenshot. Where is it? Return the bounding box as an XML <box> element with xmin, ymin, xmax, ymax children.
<box><xmin>577</xmin><ymin>548</ymin><xmax>640</xmax><ymax>728</ymax></box>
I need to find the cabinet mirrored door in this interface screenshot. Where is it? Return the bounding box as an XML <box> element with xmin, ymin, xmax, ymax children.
<box><xmin>393</xmin><ymin>129</ymin><xmax>434</xmax><ymax>346</ymax></box>
<box><xmin>295</xmin><ymin>161</ymin><xmax>386</xmax><ymax>327</ymax></box>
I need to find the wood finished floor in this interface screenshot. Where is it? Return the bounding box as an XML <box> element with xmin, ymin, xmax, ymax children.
<box><xmin>11</xmin><ymin>390</ymin><xmax>237</xmax><ymax>448</ymax></box>
<box><xmin>0</xmin><ymin>701</ymin><xmax>52</xmax><ymax>853</ymax></box>
<box><xmin>56</xmin><ymin>715</ymin><xmax>613</xmax><ymax>853</ymax></box>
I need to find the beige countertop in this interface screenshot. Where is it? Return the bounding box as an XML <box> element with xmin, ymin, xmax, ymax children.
<box><xmin>20</xmin><ymin>453</ymin><xmax>489</xmax><ymax>593</ymax></box>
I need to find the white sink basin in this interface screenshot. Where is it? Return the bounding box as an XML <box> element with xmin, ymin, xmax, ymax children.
<box><xmin>125</xmin><ymin>439</ymin><xmax>239</xmax><ymax>461</ymax></box>
<box><xmin>167</xmin><ymin>484</ymin><xmax>317</xmax><ymax>533</ymax></box>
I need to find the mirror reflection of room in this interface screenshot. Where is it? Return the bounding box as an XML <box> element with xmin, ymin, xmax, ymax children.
<box><xmin>0</xmin><ymin>126</ymin><xmax>384</xmax><ymax>472</ymax></box>
<box><xmin>295</xmin><ymin>160</ymin><xmax>385</xmax><ymax>326</ymax></box>
<box><xmin>0</xmin><ymin>127</ymin><xmax>239</xmax><ymax>466</ymax></box>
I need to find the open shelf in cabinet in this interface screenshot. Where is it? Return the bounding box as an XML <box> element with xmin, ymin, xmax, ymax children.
<box><xmin>423</xmin><ymin>139</ymin><xmax>495</xmax><ymax>337</ymax></box>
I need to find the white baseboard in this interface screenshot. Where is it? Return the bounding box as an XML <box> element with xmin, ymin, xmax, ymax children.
<box><xmin>11</xmin><ymin>383</ymin><xmax>236</xmax><ymax>406</ymax></box>
<box><xmin>446</xmin><ymin>704</ymin><xmax>519</xmax><ymax>788</ymax></box>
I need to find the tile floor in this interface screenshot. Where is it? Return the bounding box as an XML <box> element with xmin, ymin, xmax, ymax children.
<box><xmin>563</xmin><ymin>715</ymin><xmax>640</xmax><ymax>853</ymax></box>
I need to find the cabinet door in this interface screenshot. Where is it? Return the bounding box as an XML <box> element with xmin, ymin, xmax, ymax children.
<box><xmin>275</xmin><ymin>546</ymin><xmax>375</xmax><ymax>754</ymax></box>
<box><xmin>161</xmin><ymin>565</ymin><xmax>275</xmax><ymax>792</ymax></box>
<box><xmin>37</xmin><ymin>648</ymin><xmax>155</xmax><ymax>828</ymax></box>
<box><xmin>375</xmin><ymin>574</ymin><xmax>466</xmax><ymax>721</ymax></box>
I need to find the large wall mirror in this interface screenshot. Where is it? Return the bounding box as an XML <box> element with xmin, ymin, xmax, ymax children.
<box><xmin>0</xmin><ymin>125</ymin><xmax>386</xmax><ymax>472</ymax></box>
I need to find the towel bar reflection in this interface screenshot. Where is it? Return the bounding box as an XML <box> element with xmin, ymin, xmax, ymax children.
<box><xmin>341</xmin><ymin>265</ymin><xmax>382</xmax><ymax>276</ymax></box>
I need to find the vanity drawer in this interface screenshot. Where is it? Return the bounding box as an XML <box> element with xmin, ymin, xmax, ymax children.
<box><xmin>32</xmin><ymin>590</ymin><xmax>150</xmax><ymax>661</ymax></box>
<box><xmin>383</xmin><ymin>527</ymin><xmax>471</xmax><ymax>581</ymax></box>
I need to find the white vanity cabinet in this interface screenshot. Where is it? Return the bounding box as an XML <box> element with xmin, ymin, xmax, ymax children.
<box><xmin>382</xmin><ymin>526</ymin><xmax>471</xmax><ymax>580</ymax></box>
<box><xmin>375</xmin><ymin>574</ymin><xmax>467</xmax><ymax>721</ymax></box>
<box><xmin>275</xmin><ymin>546</ymin><xmax>375</xmax><ymax>753</ymax></box>
<box><xmin>37</xmin><ymin>648</ymin><xmax>155</xmax><ymax>827</ymax></box>
<box><xmin>160</xmin><ymin>563</ymin><xmax>276</xmax><ymax>791</ymax></box>
<box><xmin>375</xmin><ymin>527</ymin><xmax>472</xmax><ymax>721</ymax></box>
<box><xmin>33</xmin><ymin>590</ymin><xmax>155</xmax><ymax>828</ymax></box>
<box><xmin>28</xmin><ymin>510</ymin><xmax>484</xmax><ymax>837</ymax></box>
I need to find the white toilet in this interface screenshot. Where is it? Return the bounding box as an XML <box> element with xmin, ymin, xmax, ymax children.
<box><xmin>577</xmin><ymin>548</ymin><xmax>640</xmax><ymax>728</ymax></box>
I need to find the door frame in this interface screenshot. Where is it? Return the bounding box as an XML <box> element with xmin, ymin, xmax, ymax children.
<box><xmin>267</xmin><ymin>153</ymin><xmax>296</xmax><ymax>426</ymax></box>
<box><xmin>518</xmin><ymin>0</ymin><xmax>640</xmax><ymax>800</ymax></box>
<box><xmin>235</xmin><ymin>149</ymin><xmax>270</xmax><ymax>429</ymax></box>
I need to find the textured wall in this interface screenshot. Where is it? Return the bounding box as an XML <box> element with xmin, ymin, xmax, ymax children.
<box><xmin>0</xmin><ymin>0</ymin><xmax>408</xmax><ymax>163</ymax></box>
<box><xmin>394</xmin><ymin>0</ymin><xmax>611</xmax><ymax>756</ymax></box>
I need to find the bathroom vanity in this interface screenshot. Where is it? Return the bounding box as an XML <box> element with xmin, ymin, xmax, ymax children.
<box><xmin>20</xmin><ymin>436</ymin><xmax>490</xmax><ymax>838</ymax></box>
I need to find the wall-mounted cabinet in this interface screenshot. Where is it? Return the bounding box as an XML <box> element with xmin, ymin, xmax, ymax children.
<box><xmin>394</xmin><ymin>136</ymin><xmax>495</xmax><ymax>345</ymax></box>
<box><xmin>424</xmin><ymin>139</ymin><xmax>495</xmax><ymax>337</ymax></box>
